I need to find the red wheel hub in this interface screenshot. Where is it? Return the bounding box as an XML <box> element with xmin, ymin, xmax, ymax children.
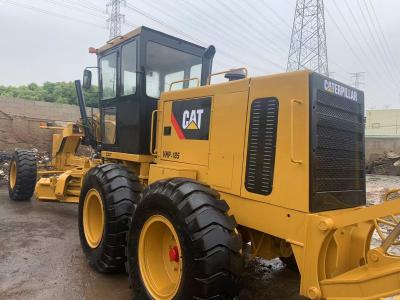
<box><xmin>169</xmin><ymin>246</ymin><xmax>179</xmax><ymax>262</ymax></box>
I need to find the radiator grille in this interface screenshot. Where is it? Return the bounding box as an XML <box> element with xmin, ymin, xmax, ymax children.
<box><xmin>311</xmin><ymin>89</ymin><xmax>365</xmax><ymax>211</ymax></box>
<box><xmin>245</xmin><ymin>98</ymin><xmax>279</xmax><ymax>195</ymax></box>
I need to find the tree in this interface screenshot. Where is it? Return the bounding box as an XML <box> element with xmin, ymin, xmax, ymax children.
<box><xmin>0</xmin><ymin>82</ymin><xmax>99</xmax><ymax>107</ymax></box>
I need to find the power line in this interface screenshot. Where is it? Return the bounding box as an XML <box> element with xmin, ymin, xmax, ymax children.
<box><xmin>330</xmin><ymin>0</ymin><xmax>396</xmax><ymax>92</ymax></box>
<box><xmin>325</xmin><ymin>6</ymin><xmax>390</xmax><ymax>91</ymax></box>
<box><xmin>164</xmin><ymin>0</ymin><xmax>350</xmax><ymax>79</ymax></box>
<box><xmin>368</xmin><ymin>0</ymin><xmax>400</xmax><ymax>76</ymax></box>
<box><xmin>342</xmin><ymin>0</ymin><xmax>396</xmax><ymax>89</ymax></box>
<box><xmin>209</xmin><ymin>1</ymin><xmax>287</xmax><ymax>64</ymax></box>
<box><xmin>259</xmin><ymin>0</ymin><xmax>292</xmax><ymax>29</ymax></box>
<box><xmin>135</xmin><ymin>1</ymin><xmax>264</xmax><ymax>70</ymax></box>
<box><xmin>236</xmin><ymin>0</ymin><xmax>290</xmax><ymax>45</ymax></box>
<box><xmin>43</xmin><ymin>0</ymin><xmax>106</xmax><ymax>19</ymax></box>
<box><xmin>3</xmin><ymin>0</ymin><xmax>106</xmax><ymax>29</ymax></box>
<box><xmin>326</xmin><ymin>1</ymin><xmax>387</xmax><ymax>88</ymax></box>
<box><xmin>124</xmin><ymin>1</ymin><xmax>278</xmax><ymax>73</ymax></box>
<box><xmin>363</xmin><ymin>0</ymin><xmax>400</xmax><ymax>83</ymax></box>
<box><xmin>170</xmin><ymin>1</ymin><xmax>283</xmax><ymax>71</ymax></box>
<box><xmin>355</xmin><ymin>0</ymin><xmax>400</xmax><ymax>86</ymax></box>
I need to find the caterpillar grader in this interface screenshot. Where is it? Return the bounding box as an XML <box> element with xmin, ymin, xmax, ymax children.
<box><xmin>8</xmin><ymin>26</ymin><xmax>400</xmax><ymax>299</ymax></box>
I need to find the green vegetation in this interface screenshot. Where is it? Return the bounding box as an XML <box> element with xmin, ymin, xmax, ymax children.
<box><xmin>0</xmin><ymin>82</ymin><xmax>99</xmax><ymax>107</ymax></box>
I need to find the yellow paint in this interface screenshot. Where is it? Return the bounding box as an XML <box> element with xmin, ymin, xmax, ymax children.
<box><xmin>101</xmin><ymin>151</ymin><xmax>154</xmax><ymax>163</ymax></box>
<box><xmin>35</xmin><ymin>178</ymin><xmax>57</xmax><ymax>201</ymax></box>
<box><xmin>32</xmin><ymin>69</ymin><xmax>400</xmax><ymax>299</ymax></box>
<box><xmin>149</xmin><ymin>70</ymin><xmax>400</xmax><ymax>299</ymax></box>
<box><xmin>148</xmin><ymin>164</ymin><xmax>197</xmax><ymax>184</ymax></box>
<box><xmin>36</xmin><ymin>122</ymin><xmax>97</xmax><ymax>203</ymax></box>
<box><xmin>83</xmin><ymin>189</ymin><xmax>104</xmax><ymax>248</ymax></box>
<box><xmin>208</xmin><ymin>90</ymin><xmax>248</xmax><ymax>194</ymax></box>
<box><xmin>138</xmin><ymin>214</ymin><xmax>182</xmax><ymax>300</ymax></box>
<box><xmin>9</xmin><ymin>160</ymin><xmax>16</xmax><ymax>189</ymax></box>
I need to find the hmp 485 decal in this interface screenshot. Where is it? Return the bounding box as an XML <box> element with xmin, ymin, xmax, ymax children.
<box><xmin>171</xmin><ymin>97</ymin><xmax>211</xmax><ymax>140</ymax></box>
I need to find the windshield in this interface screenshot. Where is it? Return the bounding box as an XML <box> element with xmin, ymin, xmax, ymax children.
<box><xmin>145</xmin><ymin>41</ymin><xmax>202</xmax><ymax>98</ymax></box>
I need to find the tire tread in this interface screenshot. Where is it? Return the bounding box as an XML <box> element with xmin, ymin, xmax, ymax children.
<box><xmin>79</xmin><ymin>163</ymin><xmax>141</xmax><ymax>273</ymax></box>
<box><xmin>129</xmin><ymin>177</ymin><xmax>243</xmax><ymax>299</ymax></box>
<box><xmin>8</xmin><ymin>149</ymin><xmax>37</xmax><ymax>201</ymax></box>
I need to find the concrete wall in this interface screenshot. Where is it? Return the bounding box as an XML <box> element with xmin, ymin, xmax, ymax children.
<box><xmin>365</xmin><ymin>136</ymin><xmax>400</xmax><ymax>163</ymax></box>
<box><xmin>0</xmin><ymin>97</ymin><xmax>93</xmax><ymax>152</ymax></box>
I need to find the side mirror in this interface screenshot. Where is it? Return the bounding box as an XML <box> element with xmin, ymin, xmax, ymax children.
<box><xmin>82</xmin><ymin>69</ymin><xmax>92</xmax><ymax>90</ymax></box>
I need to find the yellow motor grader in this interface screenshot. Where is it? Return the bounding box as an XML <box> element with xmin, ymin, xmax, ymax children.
<box><xmin>8</xmin><ymin>26</ymin><xmax>400</xmax><ymax>299</ymax></box>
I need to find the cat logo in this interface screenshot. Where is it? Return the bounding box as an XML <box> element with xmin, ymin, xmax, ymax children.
<box><xmin>182</xmin><ymin>109</ymin><xmax>204</xmax><ymax>130</ymax></box>
<box><xmin>171</xmin><ymin>97</ymin><xmax>211</xmax><ymax>140</ymax></box>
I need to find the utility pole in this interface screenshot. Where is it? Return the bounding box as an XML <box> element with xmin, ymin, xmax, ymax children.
<box><xmin>107</xmin><ymin>0</ymin><xmax>125</xmax><ymax>39</ymax></box>
<box><xmin>287</xmin><ymin>0</ymin><xmax>329</xmax><ymax>76</ymax></box>
<box><xmin>350</xmin><ymin>72</ymin><xmax>366</xmax><ymax>89</ymax></box>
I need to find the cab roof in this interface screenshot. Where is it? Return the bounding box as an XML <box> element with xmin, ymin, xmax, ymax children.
<box><xmin>96</xmin><ymin>26</ymin><xmax>206</xmax><ymax>55</ymax></box>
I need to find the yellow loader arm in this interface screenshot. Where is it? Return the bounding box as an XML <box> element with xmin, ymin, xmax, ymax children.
<box><xmin>35</xmin><ymin>122</ymin><xmax>99</xmax><ymax>203</ymax></box>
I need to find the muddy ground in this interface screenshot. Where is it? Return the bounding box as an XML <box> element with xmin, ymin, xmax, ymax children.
<box><xmin>1</xmin><ymin>175</ymin><xmax>400</xmax><ymax>300</ymax></box>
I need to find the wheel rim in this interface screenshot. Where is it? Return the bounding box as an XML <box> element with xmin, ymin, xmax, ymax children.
<box><xmin>9</xmin><ymin>161</ymin><xmax>17</xmax><ymax>189</ymax></box>
<box><xmin>83</xmin><ymin>189</ymin><xmax>105</xmax><ymax>248</ymax></box>
<box><xmin>138</xmin><ymin>214</ymin><xmax>183</xmax><ymax>300</ymax></box>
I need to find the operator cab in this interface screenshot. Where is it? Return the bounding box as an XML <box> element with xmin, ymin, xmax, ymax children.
<box><xmin>83</xmin><ymin>26</ymin><xmax>215</xmax><ymax>155</ymax></box>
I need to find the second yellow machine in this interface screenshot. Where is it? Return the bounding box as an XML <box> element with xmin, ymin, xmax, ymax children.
<box><xmin>9</xmin><ymin>27</ymin><xmax>400</xmax><ymax>299</ymax></box>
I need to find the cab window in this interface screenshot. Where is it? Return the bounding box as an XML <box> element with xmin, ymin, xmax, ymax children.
<box><xmin>164</xmin><ymin>70</ymin><xmax>184</xmax><ymax>91</ymax></box>
<box><xmin>102</xmin><ymin>107</ymin><xmax>116</xmax><ymax>144</ymax></box>
<box><xmin>100</xmin><ymin>52</ymin><xmax>117</xmax><ymax>100</ymax></box>
<box><xmin>145</xmin><ymin>41</ymin><xmax>202</xmax><ymax>98</ymax></box>
<box><xmin>121</xmin><ymin>40</ymin><xmax>137</xmax><ymax>96</ymax></box>
<box><xmin>189</xmin><ymin>64</ymin><xmax>202</xmax><ymax>87</ymax></box>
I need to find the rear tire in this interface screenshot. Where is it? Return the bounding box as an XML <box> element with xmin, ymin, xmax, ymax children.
<box><xmin>78</xmin><ymin>163</ymin><xmax>141</xmax><ymax>273</ymax></box>
<box><xmin>8</xmin><ymin>149</ymin><xmax>37</xmax><ymax>201</ymax></box>
<box><xmin>127</xmin><ymin>178</ymin><xmax>243</xmax><ymax>299</ymax></box>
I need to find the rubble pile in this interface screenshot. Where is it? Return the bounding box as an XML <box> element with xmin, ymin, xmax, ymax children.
<box><xmin>36</xmin><ymin>150</ymin><xmax>50</xmax><ymax>165</ymax></box>
<box><xmin>366</xmin><ymin>175</ymin><xmax>400</xmax><ymax>255</ymax></box>
<box><xmin>366</xmin><ymin>151</ymin><xmax>400</xmax><ymax>176</ymax></box>
<box><xmin>0</xmin><ymin>151</ymin><xmax>12</xmax><ymax>184</ymax></box>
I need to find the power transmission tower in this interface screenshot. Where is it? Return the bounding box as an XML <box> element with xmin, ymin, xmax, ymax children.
<box><xmin>107</xmin><ymin>0</ymin><xmax>125</xmax><ymax>39</ymax></box>
<box><xmin>350</xmin><ymin>72</ymin><xmax>366</xmax><ymax>89</ymax></box>
<box><xmin>287</xmin><ymin>0</ymin><xmax>329</xmax><ymax>76</ymax></box>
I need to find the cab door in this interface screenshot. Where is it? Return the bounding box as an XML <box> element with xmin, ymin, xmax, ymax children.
<box><xmin>99</xmin><ymin>50</ymin><xmax>119</xmax><ymax>149</ymax></box>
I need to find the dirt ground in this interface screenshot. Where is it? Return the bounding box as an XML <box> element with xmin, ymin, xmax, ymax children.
<box><xmin>1</xmin><ymin>175</ymin><xmax>400</xmax><ymax>300</ymax></box>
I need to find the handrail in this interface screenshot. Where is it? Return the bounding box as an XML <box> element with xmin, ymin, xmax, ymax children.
<box><xmin>290</xmin><ymin>99</ymin><xmax>303</xmax><ymax>164</ymax></box>
<box><xmin>207</xmin><ymin>67</ymin><xmax>248</xmax><ymax>85</ymax></box>
<box><xmin>150</xmin><ymin>110</ymin><xmax>162</xmax><ymax>155</ymax></box>
<box><xmin>169</xmin><ymin>78</ymin><xmax>200</xmax><ymax>91</ymax></box>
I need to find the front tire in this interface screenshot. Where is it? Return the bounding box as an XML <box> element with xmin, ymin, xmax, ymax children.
<box><xmin>78</xmin><ymin>163</ymin><xmax>141</xmax><ymax>272</ymax></box>
<box><xmin>8</xmin><ymin>149</ymin><xmax>37</xmax><ymax>201</ymax></box>
<box><xmin>127</xmin><ymin>178</ymin><xmax>243</xmax><ymax>299</ymax></box>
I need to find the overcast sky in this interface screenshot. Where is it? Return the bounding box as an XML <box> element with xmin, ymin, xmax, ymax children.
<box><xmin>0</xmin><ymin>0</ymin><xmax>399</xmax><ymax>109</ymax></box>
